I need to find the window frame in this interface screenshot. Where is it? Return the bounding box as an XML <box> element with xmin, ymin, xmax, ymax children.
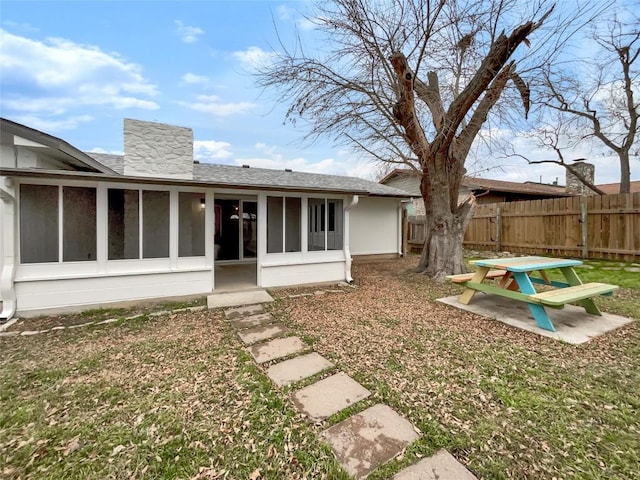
<box><xmin>19</xmin><ymin>183</ymin><xmax>98</xmax><ymax>265</ymax></box>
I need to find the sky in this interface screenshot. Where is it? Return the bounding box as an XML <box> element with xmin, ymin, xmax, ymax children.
<box><xmin>0</xmin><ymin>0</ymin><xmax>638</xmax><ymax>186</ymax></box>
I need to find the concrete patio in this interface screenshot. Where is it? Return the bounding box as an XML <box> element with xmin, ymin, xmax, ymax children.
<box><xmin>438</xmin><ymin>293</ymin><xmax>633</xmax><ymax>344</ymax></box>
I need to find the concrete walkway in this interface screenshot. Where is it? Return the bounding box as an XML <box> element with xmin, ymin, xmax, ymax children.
<box><xmin>219</xmin><ymin>297</ymin><xmax>477</xmax><ymax>479</ymax></box>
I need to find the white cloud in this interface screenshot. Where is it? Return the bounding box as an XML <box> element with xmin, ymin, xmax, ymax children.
<box><xmin>277</xmin><ymin>5</ymin><xmax>295</xmax><ymax>21</ymax></box>
<box><xmin>87</xmin><ymin>147</ymin><xmax>124</xmax><ymax>155</ymax></box>
<box><xmin>177</xmin><ymin>95</ymin><xmax>255</xmax><ymax>117</ymax></box>
<box><xmin>276</xmin><ymin>4</ymin><xmax>317</xmax><ymax>31</ymax></box>
<box><xmin>232</xmin><ymin>143</ymin><xmax>376</xmax><ymax>178</ymax></box>
<box><xmin>0</xmin><ymin>29</ymin><xmax>159</xmax><ymax>118</ymax></box>
<box><xmin>297</xmin><ymin>17</ymin><xmax>319</xmax><ymax>31</ymax></box>
<box><xmin>174</xmin><ymin>20</ymin><xmax>204</xmax><ymax>44</ymax></box>
<box><xmin>194</xmin><ymin>140</ymin><xmax>233</xmax><ymax>161</ymax></box>
<box><xmin>180</xmin><ymin>72</ymin><xmax>211</xmax><ymax>87</ymax></box>
<box><xmin>2</xmin><ymin>20</ymin><xmax>38</xmax><ymax>33</ymax></box>
<box><xmin>10</xmin><ymin>114</ymin><xmax>94</xmax><ymax>132</ymax></box>
<box><xmin>232</xmin><ymin>46</ymin><xmax>276</xmax><ymax>70</ymax></box>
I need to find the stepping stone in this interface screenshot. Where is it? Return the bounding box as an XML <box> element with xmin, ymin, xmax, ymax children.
<box><xmin>267</xmin><ymin>352</ymin><xmax>334</xmax><ymax>387</ymax></box>
<box><xmin>237</xmin><ymin>322</ymin><xmax>288</xmax><ymax>345</ymax></box>
<box><xmin>322</xmin><ymin>404</ymin><xmax>420</xmax><ymax>479</ymax></box>
<box><xmin>292</xmin><ymin>372</ymin><xmax>370</xmax><ymax>421</ymax></box>
<box><xmin>247</xmin><ymin>336</ymin><xmax>307</xmax><ymax>364</ymax></box>
<box><xmin>224</xmin><ymin>304</ymin><xmax>264</xmax><ymax>319</ymax></box>
<box><xmin>208</xmin><ymin>290</ymin><xmax>273</xmax><ymax>310</ymax></box>
<box><xmin>393</xmin><ymin>449</ymin><xmax>477</xmax><ymax>480</ymax></box>
<box><xmin>230</xmin><ymin>313</ymin><xmax>277</xmax><ymax>330</ymax></box>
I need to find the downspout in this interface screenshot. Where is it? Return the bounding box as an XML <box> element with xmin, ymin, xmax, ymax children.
<box><xmin>0</xmin><ymin>177</ymin><xmax>17</xmax><ymax>321</ymax></box>
<box><xmin>343</xmin><ymin>195</ymin><xmax>359</xmax><ymax>283</ymax></box>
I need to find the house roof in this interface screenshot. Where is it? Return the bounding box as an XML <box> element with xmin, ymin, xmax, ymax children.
<box><xmin>0</xmin><ymin>116</ymin><xmax>409</xmax><ymax>197</ymax></box>
<box><xmin>87</xmin><ymin>153</ymin><xmax>410</xmax><ymax>197</ymax></box>
<box><xmin>0</xmin><ymin>118</ymin><xmax>117</xmax><ymax>175</ymax></box>
<box><xmin>596</xmin><ymin>181</ymin><xmax>640</xmax><ymax>194</ymax></box>
<box><xmin>379</xmin><ymin>168</ymin><xmax>571</xmax><ymax>197</ymax></box>
<box><xmin>467</xmin><ymin>178</ymin><xmax>569</xmax><ymax>197</ymax></box>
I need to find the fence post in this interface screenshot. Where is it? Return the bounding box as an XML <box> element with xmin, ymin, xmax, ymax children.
<box><xmin>402</xmin><ymin>208</ymin><xmax>408</xmax><ymax>257</ymax></box>
<box><xmin>496</xmin><ymin>207</ymin><xmax>502</xmax><ymax>252</ymax></box>
<box><xmin>580</xmin><ymin>196</ymin><xmax>588</xmax><ymax>258</ymax></box>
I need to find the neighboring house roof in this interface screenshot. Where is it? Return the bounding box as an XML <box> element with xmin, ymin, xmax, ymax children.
<box><xmin>596</xmin><ymin>181</ymin><xmax>640</xmax><ymax>194</ymax></box>
<box><xmin>379</xmin><ymin>168</ymin><xmax>571</xmax><ymax>197</ymax></box>
<box><xmin>86</xmin><ymin>153</ymin><xmax>410</xmax><ymax>197</ymax></box>
<box><xmin>468</xmin><ymin>178</ymin><xmax>569</xmax><ymax>197</ymax></box>
<box><xmin>0</xmin><ymin>118</ymin><xmax>116</xmax><ymax>175</ymax></box>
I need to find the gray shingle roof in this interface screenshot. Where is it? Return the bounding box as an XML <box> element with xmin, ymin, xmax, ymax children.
<box><xmin>193</xmin><ymin>163</ymin><xmax>409</xmax><ymax>196</ymax></box>
<box><xmin>86</xmin><ymin>153</ymin><xmax>124</xmax><ymax>174</ymax></box>
<box><xmin>85</xmin><ymin>153</ymin><xmax>410</xmax><ymax>197</ymax></box>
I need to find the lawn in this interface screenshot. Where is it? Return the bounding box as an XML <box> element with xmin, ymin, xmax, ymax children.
<box><xmin>1</xmin><ymin>255</ymin><xmax>638</xmax><ymax>479</ymax></box>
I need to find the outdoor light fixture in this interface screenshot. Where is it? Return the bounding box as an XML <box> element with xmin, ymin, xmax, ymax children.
<box><xmin>200</xmin><ymin>198</ymin><xmax>205</xmax><ymax>208</ymax></box>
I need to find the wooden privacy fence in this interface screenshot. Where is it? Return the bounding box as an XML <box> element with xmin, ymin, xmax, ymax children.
<box><xmin>407</xmin><ymin>192</ymin><xmax>640</xmax><ymax>262</ymax></box>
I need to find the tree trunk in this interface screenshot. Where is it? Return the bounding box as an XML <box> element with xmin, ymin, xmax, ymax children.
<box><xmin>416</xmin><ymin>207</ymin><xmax>472</xmax><ymax>280</ymax></box>
<box><xmin>415</xmin><ymin>158</ymin><xmax>476</xmax><ymax>280</ymax></box>
<box><xmin>620</xmin><ymin>150</ymin><xmax>631</xmax><ymax>194</ymax></box>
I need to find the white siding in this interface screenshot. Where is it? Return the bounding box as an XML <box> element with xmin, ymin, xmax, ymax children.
<box><xmin>14</xmin><ymin>271</ymin><xmax>212</xmax><ymax>317</ymax></box>
<box><xmin>260</xmin><ymin>261</ymin><xmax>345</xmax><ymax>288</ymax></box>
<box><xmin>350</xmin><ymin>197</ymin><xmax>401</xmax><ymax>255</ymax></box>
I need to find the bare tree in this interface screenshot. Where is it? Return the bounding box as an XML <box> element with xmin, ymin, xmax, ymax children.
<box><xmin>536</xmin><ymin>6</ymin><xmax>639</xmax><ymax>194</ymax></box>
<box><xmin>509</xmin><ymin>112</ymin><xmax>607</xmax><ymax>194</ymax></box>
<box><xmin>257</xmin><ymin>0</ymin><xmax>596</xmax><ymax>279</ymax></box>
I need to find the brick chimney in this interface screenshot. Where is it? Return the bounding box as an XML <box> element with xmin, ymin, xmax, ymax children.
<box><xmin>565</xmin><ymin>159</ymin><xmax>595</xmax><ymax>195</ymax></box>
<box><xmin>123</xmin><ymin>119</ymin><xmax>194</xmax><ymax>180</ymax></box>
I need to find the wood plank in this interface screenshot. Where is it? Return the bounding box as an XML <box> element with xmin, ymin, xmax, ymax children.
<box><xmin>530</xmin><ymin>283</ymin><xmax>618</xmax><ymax>306</ymax></box>
<box><xmin>462</xmin><ymin>281</ymin><xmax>541</xmax><ymax>303</ymax></box>
<box><xmin>447</xmin><ymin>270</ymin><xmax>506</xmax><ymax>283</ymax></box>
<box><xmin>457</xmin><ymin>192</ymin><xmax>639</xmax><ymax>261</ymax></box>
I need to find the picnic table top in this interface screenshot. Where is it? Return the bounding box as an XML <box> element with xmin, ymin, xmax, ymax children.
<box><xmin>471</xmin><ymin>256</ymin><xmax>583</xmax><ymax>272</ymax></box>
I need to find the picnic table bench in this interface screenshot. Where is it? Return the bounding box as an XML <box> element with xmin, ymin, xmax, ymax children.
<box><xmin>447</xmin><ymin>256</ymin><xmax>618</xmax><ymax>332</ymax></box>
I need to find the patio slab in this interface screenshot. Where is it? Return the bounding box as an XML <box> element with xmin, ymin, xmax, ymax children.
<box><xmin>322</xmin><ymin>403</ymin><xmax>420</xmax><ymax>479</ymax></box>
<box><xmin>438</xmin><ymin>294</ymin><xmax>633</xmax><ymax>345</ymax></box>
<box><xmin>292</xmin><ymin>372</ymin><xmax>370</xmax><ymax>421</ymax></box>
<box><xmin>237</xmin><ymin>322</ymin><xmax>288</xmax><ymax>345</ymax></box>
<box><xmin>266</xmin><ymin>352</ymin><xmax>334</xmax><ymax>387</ymax></box>
<box><xmin>247</xmin><ymin>336</ymin><xmax>307</xmax><ymax>364</ymax></box>
<box><xmin>224</xmin><ymin>303</ymin><xmax>264</xmax><ymax>319</ymax></box>
<box><xmin>229</xmin><ymin>313</ymin><xmax>276</xmax><ymax>330</ymax></box>
<box><xmin>393</xmin><ymin>449</ymin><xmax>477</xmax><ymax>480</ymax></box>
<box><xmin>208</xmin><ymin>290</ymin><xmax>273</xmax><ymax>310</ymax></box>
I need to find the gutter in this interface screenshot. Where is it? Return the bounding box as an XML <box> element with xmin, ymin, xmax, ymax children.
<box><xmin>0</xmin><ymin>167</ymin><xmax>411</xmax><ymax>198</ymax></box>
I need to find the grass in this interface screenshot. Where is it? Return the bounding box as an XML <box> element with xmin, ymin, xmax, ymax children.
<box><xmin>1</xmin><ymin>254</ymin><xmax>638</xmax><ymax>479</ymax></box>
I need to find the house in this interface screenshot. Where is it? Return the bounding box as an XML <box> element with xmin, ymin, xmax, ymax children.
<box><xmin>0</xmin><ymin>118</ymin><xmax>409</xmax><ymax>320</ymax></box>
<box><xmin>596</xmin><ymin>181</ymin><xmax>640</xmax><ymax>195</ymax></box>
<box><xmin>379</xmin><ymin>169</ymin><xmax>572</xmax><ymax>215</ymax></box>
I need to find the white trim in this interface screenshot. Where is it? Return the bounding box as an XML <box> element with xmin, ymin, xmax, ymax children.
<box><xmin>0</xmin><ymin>177</ymin><xmax>17</xmax><ymax>319</ymax></box>
<box><xmin>57</xmin><ymin>185</ymin><xmax>63</xmax><ymax>263</ymax></box>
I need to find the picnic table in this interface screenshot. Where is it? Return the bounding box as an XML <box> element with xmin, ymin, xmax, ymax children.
<box><xmin>447</xmin><ymin>256</ymin><xmax>618</xmax><ymax>332</ymax></box>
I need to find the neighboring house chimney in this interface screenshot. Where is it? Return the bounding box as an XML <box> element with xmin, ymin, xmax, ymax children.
<box><xmin>565</xmin><ymin>160</ymin><xmax>595</xmax><ymax>195</ymax></box>
<box><xmin>123</xmin><ymin>119</ymin><xmax>194</xmax><ymax>180</ymax></box>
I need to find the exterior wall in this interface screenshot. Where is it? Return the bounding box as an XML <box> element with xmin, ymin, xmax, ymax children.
<box><xmin>0</xmin><ymin>143</ymin><xmax>68</xmax><ymax>170</ymax></box>
<box><xmin>124</xmin><ymin>119</ymin><xmax>194</xmax><ymax>180</ymax></box>
<box><xmin>350</xmin><ymin>197</ymin><xmax>401</xmax><ymax>255</ymax></box>
<box><xmin>383</xmin><ymin>174</ymin><xmax>420</xmax><ymax>196</ymax></box>
<box><xmin>15</xmin><ymin>271</ymin><xmax>212</xmax><ymax>317</ymax></box>
<box><xmin>8</xmin><ymin>177</ymin><xmax>214</xmax><ymax>316</ymax></box>
<box><xmin>260</xmin><ymin>261</ymin><xmax>345</xmax><ymax>288</ymax></box>
<box><xmin>256</xmin><ymin>192</ymin><xmax>352</xmax><ymax>287</ymax></box>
